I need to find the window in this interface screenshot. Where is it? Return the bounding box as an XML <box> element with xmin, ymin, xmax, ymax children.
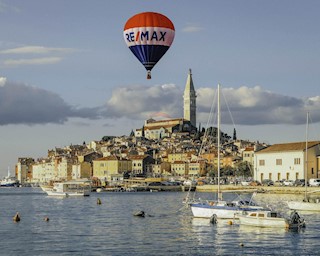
<box><xmin>294</xmin><ymin>158</ymin><xmax>301</xmax><ymax>165</ymax></box>
<box><xmin>276</xmin><ymin>159</ymin><xmax>282</xmax><ymax>165</ymax></box>
<box><xmin>259</xmin><ymin>160</ymin><xmax>265</xmax><ymax>166</ymax></box>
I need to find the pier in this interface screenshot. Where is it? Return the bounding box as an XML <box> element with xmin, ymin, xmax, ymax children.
<box><xmin>195</xmin><ymin>184</ymin><xmax>320</xmax><ymax>194</ymax></box>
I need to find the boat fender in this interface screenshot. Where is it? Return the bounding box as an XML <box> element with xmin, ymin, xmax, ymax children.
<box><xmin>44</xmin><ymin>217</ymin><xmax>49</xmax><ymax>222</ymax></box>
<box><xmin>133</xmin><ymin>211</ymin><xmax>145</xmax><ymax>217</ymax></box>
<box><xmin>13</xmin><ymin>212</ymin><xmax>20</xmax><ymax>222</ymax></box>
<box><xmin>97</xmin><ymin>198</ymin><xmax>102</xmax><ymax>205</ymax></box>
<box><xmin>210</xmin><ymin>214</ymin><xmax>217</xmax><ymax>224</ymax></box>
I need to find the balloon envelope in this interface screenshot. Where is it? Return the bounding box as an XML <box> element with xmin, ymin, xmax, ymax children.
<box><xmin>123</xmin><ymin>12</ymin><xmax>175</xmax><ymax>79</ymax></box>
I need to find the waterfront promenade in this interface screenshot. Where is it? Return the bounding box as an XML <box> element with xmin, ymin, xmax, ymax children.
<box><xmin>195</xmin><ymin>184</ymin><xmax>320</xmax><ymax>194</ymax></box>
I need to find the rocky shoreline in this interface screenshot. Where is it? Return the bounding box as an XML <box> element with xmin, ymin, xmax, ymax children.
<box><xmin>195</xmin><ymin>184</ymin><xmax>320</xmax><ymax>194</ymax></box>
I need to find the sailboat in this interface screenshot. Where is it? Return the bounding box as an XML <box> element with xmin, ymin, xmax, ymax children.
<box><xmin>287</xmin><ymin>112</ymin><xmax>320</xmax><ymax>211</ymax></box>
<box><xmin>190</xmin><ymin>84</ymin><xmax>265</xmax><ymax>219</ymax></box>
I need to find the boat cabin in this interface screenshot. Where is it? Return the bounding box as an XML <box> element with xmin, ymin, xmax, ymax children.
<box><xmin>248</xmin><ymin>211</ymin><xmax>280</xmax><ymax>218</ymax></box>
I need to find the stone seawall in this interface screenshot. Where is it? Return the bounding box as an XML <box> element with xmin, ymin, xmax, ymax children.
<box><xmin>195</xmin><ymin>185</ymin><xmax>320</xmax><ymax>194</ymax></box>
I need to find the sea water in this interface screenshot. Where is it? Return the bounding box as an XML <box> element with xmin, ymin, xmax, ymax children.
<box><xmin>0</xmin><ymin>188</ymin><xmax>319</xmax><ymax>255</ymax></box>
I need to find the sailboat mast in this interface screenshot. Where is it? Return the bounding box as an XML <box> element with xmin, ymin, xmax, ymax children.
<box><xmin>305</xmin><ymin>112</ymin><xmax>309</xmax><ymax>200</ymax></box>
<box><xmin>217</xmin><ymin>84</ymin><xmax>222</xmax><ymax>200</ymax></box>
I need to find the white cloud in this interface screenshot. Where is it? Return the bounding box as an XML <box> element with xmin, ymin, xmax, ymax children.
<box><xmin>0</xmin><ymin>76</ymin><xmax>6</xmax><ymax>87</ymax></box>
<box><xmin>0</xmin><ymin>45</ymin><xmax>78</xmax><ymax>67</ymax></box>
<box><xmin>103</xmin><ymin>84</ymin><xmax>182</xmax><ymax>119</ymax></box>
<box><xmin>0</xmin><ymin>46</ymin><xmax>76</xmax><ymax>54</ymax></box>
<box><xmin>102</xmin><ymin>83</ymin><xmax>320</xmax><ymax>126</ymax></box>
<box><xmin>0</xmin><ymin>1</ymin><xmax>20</xmax><ymax>13</ymax></box>
<box><xmin>3</xmin><ymin>57</ymin><xmax>63</xmax><ymax>67</ymax></box>
<box><xmin>182</xmin><ymin>24</ymin><xmax>204</xmax><ymax>33</ymax></box>
<box><xmin>196</xmin><ymin>86</ymin><xmax>315</xmax><ymax>125</ymax></box>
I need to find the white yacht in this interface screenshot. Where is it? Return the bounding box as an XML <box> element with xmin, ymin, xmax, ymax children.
<box><xmin>0</xmin><ymin>168</ymin><xmax>19</xmax><ymax>187</ymax></box>
<box><xmin>45</xmin><ymin>180</ymin><xmax>91</xmax><ymax>197</ymax></box>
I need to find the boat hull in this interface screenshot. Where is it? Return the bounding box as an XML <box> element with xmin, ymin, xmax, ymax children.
<box><xmin>191</xmin><ymin>203</ymin><xmax>240</xmax><ymax>219</ymax></box>
<box><xmin>46</xmin><ymin>190</ymin><xmax>90</xmax><ymax>197</ymax></box>
<box><xmin>287</xmin><ymin>201</ymin><xmax>320</xmax><ymax>211</ymax></box>
<box><xmin>238</xmin><ymin>215</ymin><xmax>287</xmax><ymax>228</ymax></box>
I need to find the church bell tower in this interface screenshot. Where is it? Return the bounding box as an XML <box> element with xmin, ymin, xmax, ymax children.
<box><xmin>183</xmin><ymin>69</ymin><xmax>197</xmax><ymax>127</ymax></box>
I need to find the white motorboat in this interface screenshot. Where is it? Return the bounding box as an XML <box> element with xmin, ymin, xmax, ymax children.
<box><xmin>236</xmin><ymin>210</ymin><xmax>305</xmax><ymax>229</ymax></box>
<box><xmin>45</xmin><ymin>180</ymin><xmax>91</xmax><ymax>197</ymax></box>
<box><xmin>190</xmin><ymin>85</ymin><xmax>265</xmax><ymax>219</ymax></box>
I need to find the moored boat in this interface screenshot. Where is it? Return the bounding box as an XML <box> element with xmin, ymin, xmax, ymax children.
<box><xmin>45</xmin><ymin>180</ymin><xmax>91</xmax><ymax>197</ymax></box>
<box><xmin>236</xmin><ymin>210</ymin><xmax>305</xmax><ymax>229</ymax></box>
<box><xmin>287</xmin><ymin>199</ymin><xmax>320</xmax><ymax>212</ymax></box>
<box><xmin>0</xmin><ymin>168</ymin><xmax>19</xmax><ymax>187</ymax></box>
<box><xmin>191</xmin><ymin>198</ymin><xmax>265</xmax><ymax>219</ymax></box>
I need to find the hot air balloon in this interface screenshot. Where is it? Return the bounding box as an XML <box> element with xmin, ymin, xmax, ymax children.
<box><xmin>123</xmin><ymin>12</ymin><xmax>175</xmax><ymax>79</ymax></box>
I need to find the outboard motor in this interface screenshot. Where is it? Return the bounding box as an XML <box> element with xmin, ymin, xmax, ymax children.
<box><xmin>210</xmin><ymin>214</ymin><xmax>217</xmax><ymax>224</ymax></box>
<box><xmin>290</xmin><ymin>210</ymin><xmax>305</xmax><ymax>228</ymax></box>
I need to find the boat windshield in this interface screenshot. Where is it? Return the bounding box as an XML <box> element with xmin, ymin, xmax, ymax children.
<box><xmin>269</xmin><ymin>212</ymin><xmax>278</xmax><ymax>218</ymax></box>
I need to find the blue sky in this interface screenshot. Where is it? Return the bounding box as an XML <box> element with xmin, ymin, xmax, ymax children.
<box><xmin>0</xmin><ymin>0</ymin><xmax>320</xmax><ymax>177</ymax></box>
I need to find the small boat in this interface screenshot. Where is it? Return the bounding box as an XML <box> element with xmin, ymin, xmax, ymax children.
<box><xmin>236</xmin><ymin>210</ymin><xmax>305</xmax><ymax>229</ymax></box>
<box><xmin>0</xmin><ymin>168</ymin><xmax>19</xmax><ymax>187</ymax></box>
<box><xmin>40</xmin><ymin>184</ymin><xmax>53</xmax><ymax>192</ymax></box>
<box><xmin>45</xmin><ymin>180</ymin><xmax>91</xmax><ymax>197</ymax></box>
<box><xmin>287</xmin><ymin>199</ymin><xmax>320</xmax><ymax>212</ymax></box>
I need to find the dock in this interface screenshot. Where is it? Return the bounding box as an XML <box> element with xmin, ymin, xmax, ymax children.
<box><xmin>195</xmin><ymin>185</ymin><xmax>320</xmax><ymax>194</ymax></box>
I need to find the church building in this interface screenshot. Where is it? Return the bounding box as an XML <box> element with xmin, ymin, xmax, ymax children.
<box><xmin>135</xmin><ymin>69</ymin><xmax>197</xmax><ymax>140</ymax></box>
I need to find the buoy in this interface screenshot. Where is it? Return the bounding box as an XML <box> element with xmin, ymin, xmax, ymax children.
<box><xmin>44</xmin><ymin>217</ymin><xmax>49</xmax><ymax>222</ymax></box>
<box><xmin>97</xmin><ymin>198</ymin><xmax>102</xmax><ymax>205</ymax></box>
<box><xmin>228</xmin><ymin>220</ymin><xmax>233</xmax><ymax>225</ymax></box>
<box><xmin>133</xmin><ymin>210</ymin><xmax>145</xmax><ymax>217</ymax></box>
<box><xmin>13</xmin><ymin>212</ymin><xmax>20</xmax><ymax>222</ymax></box>
<box><xmin>240</xmin><ymin>243</ymin><xmax>244</xmax><ymax>247</ymax></box>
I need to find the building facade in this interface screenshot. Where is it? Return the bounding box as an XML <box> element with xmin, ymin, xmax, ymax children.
<box><xmin>254</xmin><ymin>141</ymin><xmax>320</xmax><ymax>182</ymax></box>
<box><xmin>93</xmin><ymin>156</ymin><xmax>132</xmax><ymax>184</ymax></box>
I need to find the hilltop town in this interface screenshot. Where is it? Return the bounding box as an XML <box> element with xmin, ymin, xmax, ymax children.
<box><xmin>14</xmin><ymin>70</ymin><xmax>320</xmax><ymax>187</ymax></box>
<box><xmin>14</xmin><ymin>70</ymin><xmax>268</xmax><ymax>186</ymax></box>
<box><xmin>16</xmin><ymin>127</ymin><xmax>267</xmax><ymax>187</ymax></box>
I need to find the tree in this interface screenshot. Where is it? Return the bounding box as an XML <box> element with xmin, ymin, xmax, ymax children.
<box><xmin>235</xmin><ymin>161</ymin><xmax>252</xmax><ymax>177</ymax></box>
